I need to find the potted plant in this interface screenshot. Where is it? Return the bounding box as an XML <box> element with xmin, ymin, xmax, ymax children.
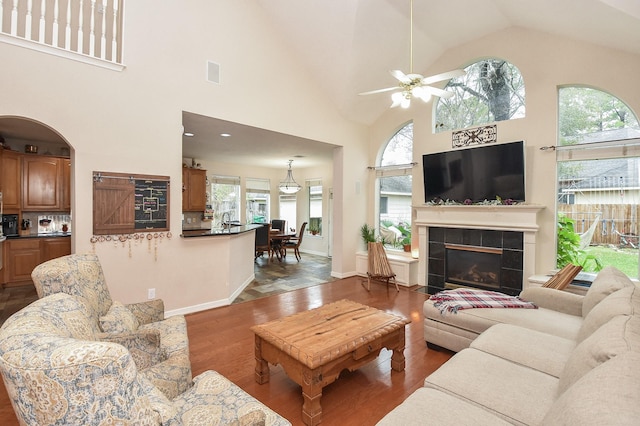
<box><xmin>360</xmin><ymin>224</ymin><xmax>376</xmax><ymax>249</ymax></box>
<box><xmin>401</xmin><ymin>236</ymin><xmax>412</xmax><ymax>252</ymax></box>
<box><xmin>309</xmin><ymin>224</ymin><xmax>320</xmax><ymax>235</ymax></box>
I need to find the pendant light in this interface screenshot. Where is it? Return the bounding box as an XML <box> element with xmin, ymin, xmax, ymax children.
<box><xmin>279</xmin><ymin>160</ymin><xmax>302</xmax><ymax>194</ymax></box>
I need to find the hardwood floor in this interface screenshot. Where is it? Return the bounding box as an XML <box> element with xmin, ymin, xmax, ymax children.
<box><xmin>0</xmin><ymin>277</ymin><xmax>453</xmax><ymax>425</ymax></box>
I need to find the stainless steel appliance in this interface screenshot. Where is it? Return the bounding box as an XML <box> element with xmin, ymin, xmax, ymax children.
<box><xmin>2</xmin><ymin>214</ymin><xmax>19</xmax><ymax>237</ymax></box>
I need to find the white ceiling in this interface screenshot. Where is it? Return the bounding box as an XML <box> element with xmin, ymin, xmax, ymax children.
<box><xmin>4</xmin><ymin>0</ymin><xmax>640</xmax><ymax>169</ymax></box>
<box><xmin>185</xmin><ymin>0</ymin><xmax>640</xmax><ymax>168</ymax></box>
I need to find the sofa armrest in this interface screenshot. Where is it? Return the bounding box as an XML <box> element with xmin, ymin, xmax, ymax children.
<box><xmin>98</xmin><ymin>330</ymin><xmax>165</xmax><ymax>370</ymax></box>
<box><xmin>519</xmin><ymin>287</ymin><xmax>584</xmax><ymax>316</ymax></box>
<box><xmin>125</xmin><ymin>299</ymin><xmax>165</xmax><ymax>324</ymax></box>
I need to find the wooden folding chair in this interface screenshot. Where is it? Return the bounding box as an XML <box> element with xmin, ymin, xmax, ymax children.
<box><xmin>363</xmin><ymin>242</ymin><xmax>400</xmax><ymax>292</ymax></box>
<box><xmin>542</xmin><ymin>264</ymin><xmax>583</xmax><ymax>290</ymax></box>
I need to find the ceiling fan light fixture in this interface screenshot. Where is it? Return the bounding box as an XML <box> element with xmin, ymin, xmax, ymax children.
<box><xmin>279</xmin><ymin>160</ymin><xmax>302</xmax><ymax>194</ymax></box>
<box><xmin>412</xmin><ymin>86</ymin><xmax>432</xmax><ymax>102</ymax></box>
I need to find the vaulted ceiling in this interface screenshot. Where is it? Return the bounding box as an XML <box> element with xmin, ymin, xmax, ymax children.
<box><xmin>183</xmin><ymin>0</ymin><xmax>640</xmax><ymax>167</ymax></box>
<box><xmin>255</xmin><ymin>0</ymin><xmax>640</xmax><ymax>125</ymax></box>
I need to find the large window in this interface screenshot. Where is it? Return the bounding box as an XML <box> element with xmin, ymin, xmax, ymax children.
<box><xmin>377</xmin><ymin>123</ymin><xmax>413</xmax><ymax>249</ymax></box>
<box><xmin>246</xmin><ymin>178</ymin><xmax>270</xmax><ymax>224</ymax></box>
<box><xmin>435</xmin><ymin>58</ymin><xmax>525</xmax><ymax>132</ymax></box>
<box><xmin>557</xmin><ymin>86</ymin><xmax>640</xmax><ymax>278</ymax></box>
<box><xmin>279</xmin><ymin>193</ymin><xmax>297</xmax><ymax>232</ymax></box>
<box><xmin>308</xmin><ymin>180</ymin><xmax>322</xmax><ymax>236</ymax></box>
<box><xmin>209</xmin><ymin>175</ymin><xmax>240</xmax><ymax>227</ymax></box>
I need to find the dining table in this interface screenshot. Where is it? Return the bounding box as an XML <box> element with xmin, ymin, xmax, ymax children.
<box><xmin>270</xmin><ymin>230</ymin><xmax>297</xmax><ymax>261</ymax></box>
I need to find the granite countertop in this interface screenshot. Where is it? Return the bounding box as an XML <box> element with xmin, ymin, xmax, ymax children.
<box><xmin>181</xmin><ymin>224</ymin><xmax>263</xmax><ymax>238</ymax></box>
<box><xmin>7</xmin><ymin>232</ymin><xmax>71</xmax><ymax>239</ymax></box>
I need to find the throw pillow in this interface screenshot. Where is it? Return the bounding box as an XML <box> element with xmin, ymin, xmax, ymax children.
<box><xmin>558</xmin><ymin>315</ymin><xmax>640</xmax><ymax>394</ymax></box>
<box><xmin>544</xmin><ymin>352</ymin><xmax>640</xmax><ymax>425</ymax></box>
<box><xmin>576</xmin><ymin>285</ymin><xmax>638</xmax><ymax>342</ymax></box>
<box><xmin>582</xmin><ymin>266</ymin><xmax>634</xmax><ymax>317</ymax></box>
<box><xmin>99</xmin><ymin>301</ymin><xmax>140</xmax><ymax>333</ymax></box>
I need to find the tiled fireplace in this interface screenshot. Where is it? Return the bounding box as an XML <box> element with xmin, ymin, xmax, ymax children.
<box><xmin>415</xmin><ymin>205</ymin><xmax>544</xmax><ymax>295</ymax></box>
<box><xmin>428</xmin><ymin>227</ymin><xmax>524</xmax><ymax>296</ymax></box>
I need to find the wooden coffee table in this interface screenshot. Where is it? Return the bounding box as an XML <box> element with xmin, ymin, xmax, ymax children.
<box><xmin>251</xmin><ymin>299</ymin><xmax>410</xmax><ymax>425</ymax></box>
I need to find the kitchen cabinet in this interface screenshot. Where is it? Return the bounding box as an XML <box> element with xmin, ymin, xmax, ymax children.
<box><xmin>182</xmin><ymin>167</ymin><xmax>207</xmax><ymax>212</ymax></box>
<box><xmin>1</xmin><ymin>150</ymin><xmax>22</xmax><ymax>211</ymax></box>
<box><xmin>22</xmin><ymin>156</ymin><xmax>65</xmax><ymax>211</ymax></box>
<box><xmin>2</xmin><ymin>236</ymin><xmax>71</xmax><ymax>287</ymax></box>
<box><xmin>3</xmin><ymin>238</ymin><xmax>41</xmax><ymax>285</ymax></box>
<box><xmin>42</xmin><ymin>237</ymin><xmax>71</xmax><ymax>262</ymax></box>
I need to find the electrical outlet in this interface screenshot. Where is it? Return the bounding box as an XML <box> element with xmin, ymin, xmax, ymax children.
<box><xmin>148</xmin><ymin>288</ymin><xmax>156</xmax><ymax>300</ymax></box>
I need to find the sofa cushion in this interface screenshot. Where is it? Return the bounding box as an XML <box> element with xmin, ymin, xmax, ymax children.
<box><xmin>582</xmin><ymin>266</ymin><xmax>634</xmax><ymax>317</ymax></box>
<box><xmin>99</xmin><ymin>330</ymin><xmax>165</xmax><ymax>371</ymax></box>
<box><xmin>169</xmin><ymin>370</ymin><xmax>290</xmax><ymax>426</ymax></box>
<box><xmin>543</xmin><ymin>351</ymin><xmax>640</xmax><ymax>426</ymax></box>
<box><xmin>100</xmin><ymin>301</ymin><xmax>140</xmax><ymax>333</ymax></box>
<box><xmin>470</xmin><ymin>323</ymin><xmax>575</xmax><ymax>377</ymax></box>
<box><xmin>424</xmin><ymin>300</ymin><xmax>583</xmax><ymax>341</ymax></box>
<box><xmin>558</xmin><ymin>315</ymin><xmax>640</xmax><ymax>394</ymax></box>
<box><xmin>577</xmin><ymin>285</ymin><xmax>639</xmax><ymax>342</ymax></box>
<box><xmin>376</xmin><ymin>387</ymin><xmax>513</xmax><ymax>426</ymax></box>
<box><xmin>424</xmin><ymin>348</ymin><xmax>558</xmax><ymax>425</ymax></box>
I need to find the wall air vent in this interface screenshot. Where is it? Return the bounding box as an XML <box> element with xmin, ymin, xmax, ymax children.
<box><xmin>207</xmin><ymin>61</ymin><xmax>220</xmax><ymax>84</ymax></box>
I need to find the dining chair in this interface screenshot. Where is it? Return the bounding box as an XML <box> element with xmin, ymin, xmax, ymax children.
<box><xmin>270</xmin><ymin>219</ymin><xmax>286</xmax><ymax>232</ymax></box>
<box><xmin>363</xmin><ymin>242</ymin><xmax>399</xmax><ymax>292</ymax></box>
<box><xmin>284</xmin><ymin>222</ymin><xmax>307</xmax><ymax>261</ymax></box>
<box><xmin>255</xmin><ymin>223</ymin><xmax>273</xmax><ymax>260</ymax></box>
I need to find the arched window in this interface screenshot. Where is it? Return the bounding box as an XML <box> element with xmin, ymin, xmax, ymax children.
<box><xmin>556</xmin><ymin>86</ymin><xmax>640</xmax><ymax>277</ymax></box>
<box><xmin>377</xmin><ymin>123</ymin><xmax>413</xmax><ymax>249</ymax></box>
<box><xmin>435</xmin><ymin>58</ymin><xmax>525</xmax><ymax>132</ymax></box>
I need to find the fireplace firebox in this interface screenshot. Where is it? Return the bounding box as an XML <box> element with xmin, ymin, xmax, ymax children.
<box><xmin>427</xmin><ymin>227</ymin><xmax>524</xmax><ymax>296</ymax></box>
<box><xmin>445</xmin><ymin>244</ymin><xmax>502</xmax><ymax>290</ymax></box>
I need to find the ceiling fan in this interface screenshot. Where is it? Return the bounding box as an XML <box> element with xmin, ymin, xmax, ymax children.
<box><xmin>359</xmin><ymin>0</ymin><xmax>465</xmax><ymax>108</ymax></box>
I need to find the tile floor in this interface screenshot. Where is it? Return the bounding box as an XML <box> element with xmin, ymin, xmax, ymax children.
<box><xmin>233</xmin><ymin>252</ymin><xmax>336</xmax><ymax>303</ymax></box>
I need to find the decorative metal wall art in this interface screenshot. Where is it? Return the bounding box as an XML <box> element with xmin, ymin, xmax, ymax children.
<box><xmin>452</xmin><ymin>124</ymin><xmax>497</xmax><ymax>148</ymax></box>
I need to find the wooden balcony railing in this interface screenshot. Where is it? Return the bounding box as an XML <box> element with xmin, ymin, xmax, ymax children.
<box><xmin>0</xmin><ymin>0</ymin><xmax>123</xmax><ymax>67</ymax></box>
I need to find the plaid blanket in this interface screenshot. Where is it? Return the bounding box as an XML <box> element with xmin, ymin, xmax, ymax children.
<box><xmin>430</xmin><ymin>288</ymin><xmax>537</xmax><ymax>314</ymax></box>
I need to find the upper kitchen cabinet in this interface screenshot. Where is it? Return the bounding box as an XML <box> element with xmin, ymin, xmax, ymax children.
<box><xmin>182</xmin><ymin>167</ymin><xmax>207</xmax><ymax>212</ymax></box>
<box><xmin>22</xmin><ymin>156</ymin><xmax>68</xmax><ymax>211</ymax></box>
<box><xmin>1</xmin><ymin>149</ymin><xmax>22</xmax><ymax>211</ymax></box>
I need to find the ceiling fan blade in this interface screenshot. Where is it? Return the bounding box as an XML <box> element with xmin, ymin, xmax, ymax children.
<box><xmin>421</xmin><ymin>69</ymin><xmax>466</xmax><ymax>85</ymax></box>
<box><xmin>390</xmin><ymin>69</ymin><xmax>411</xmax><ymax>84</ymax></box>
<box><xmin>358</xmin><ymin>86</ymin><xmax>399</xmax><ymax>96</ymax></box>
<box><xmin>422</xmin><ymin>85</ymin><xmax>455</xmax><ymax>99</ymax></box>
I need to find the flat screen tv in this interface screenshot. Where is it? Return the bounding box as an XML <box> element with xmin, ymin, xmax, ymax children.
<box><xmin>422</xmin><ymin>141</ymin><xmax>525</xmax><ymax>203</ymax></box>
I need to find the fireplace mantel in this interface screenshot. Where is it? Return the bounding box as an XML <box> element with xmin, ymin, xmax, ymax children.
<box><xmin>414</xmin><ymin>204</ymin><xmax>545</xmax><ymax>232</ymax></box>
<box><xmin>415</xmin><ymin>204</ymin><xmax>545</xmax><ymax>290</ymax></box>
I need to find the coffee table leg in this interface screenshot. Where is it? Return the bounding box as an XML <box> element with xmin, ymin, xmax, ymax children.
<box><xmin>390</xmin><ymin>329</ymin><xmax>406</xmax><ymax>372</ymax></box>
<box><xmin>254</xmin><ymin>335</ymin><xmax>270</xmax><ymax>384</ymax></box>
<box><xmin>301</xmin><ymin>369</ymin><xmax>323</xmax><ymax>426</ymax></box>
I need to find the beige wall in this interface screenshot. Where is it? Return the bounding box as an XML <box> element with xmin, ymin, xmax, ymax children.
<box><xmin>0</xmin><ymin>1</ymin><xmax>367</xmax><ymax>311</ymax></box>
<box><xmin>368</xmin><ymin>27</ymin><xmax>640</xmax><ymax>274</ymax></box>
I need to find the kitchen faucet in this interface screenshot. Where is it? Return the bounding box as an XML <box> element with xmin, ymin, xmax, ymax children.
<box><xmin>222</xmin><ymin>212</ymin><xmax>231</xmax><ymax>230</ymax></box>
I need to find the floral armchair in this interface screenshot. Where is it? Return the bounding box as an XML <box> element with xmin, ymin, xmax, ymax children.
<box><xmin>0</xmin><ymin>293</ymin><xmax>291</xmax><ymax>425</ymax></box>
<box><xmin>30</xmin><ymin>253</ymin><xmax>191</xmax><ymax>399</ymax></box>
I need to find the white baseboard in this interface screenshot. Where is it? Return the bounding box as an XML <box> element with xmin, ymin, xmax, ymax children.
<box><xmin>166</xmin><ymin>273</ymin><xmax>256</xmax><ymax>317</ymax></box>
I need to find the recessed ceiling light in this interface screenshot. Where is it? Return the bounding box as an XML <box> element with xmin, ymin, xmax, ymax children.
<box><xmin>220</xmin><ymin>133</ymin><xmax>231</xmax><ymax>137</ymax></box>
<box><xmin>184</xmin><ymin>132</ymin><xmax>195</xmax><ymax>137</ymax></box>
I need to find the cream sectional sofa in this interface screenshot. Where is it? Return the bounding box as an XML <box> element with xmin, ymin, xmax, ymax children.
<box><xmin>377</xmin><ymin>266</ymin><xmax>640</xmax><ymax>425</ymax></box>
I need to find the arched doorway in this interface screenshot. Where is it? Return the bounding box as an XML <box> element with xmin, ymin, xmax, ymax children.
<box><xmin>0</xmin><ymin>116</ymin><xmax>73</xmax><ymax>317</ymax></box>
